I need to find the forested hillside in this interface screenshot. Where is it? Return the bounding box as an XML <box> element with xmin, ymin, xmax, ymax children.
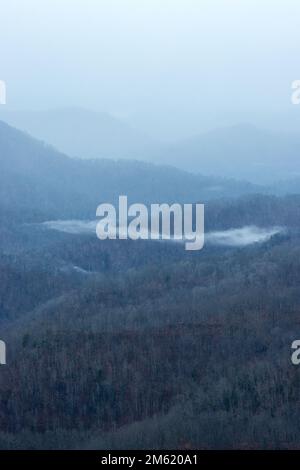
<box><xmin>0</xmin><ymin>120</ymin><xmax>260</xmax><ymax>221</ymax></box>
<box><xmin>1</xmin><ymin>121</ymin><xmax>300</xmax><ymax>449</ymax></box>
<box><xmin>1</xmin><ymin>232</ymin><xmax>300</xmax><ymax>449</ymax></box>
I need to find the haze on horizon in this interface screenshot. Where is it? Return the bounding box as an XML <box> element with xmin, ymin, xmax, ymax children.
<box><xmin>0</xmin><ymin>0</ymin><xmax>299</xmax><ymax>140</ymax></box>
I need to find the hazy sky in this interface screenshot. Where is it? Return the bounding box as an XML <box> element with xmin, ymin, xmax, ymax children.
<box><xmin>0</xmin><ymin>0</ymin><xmax>299</xmax><ymax>139</ymax></box>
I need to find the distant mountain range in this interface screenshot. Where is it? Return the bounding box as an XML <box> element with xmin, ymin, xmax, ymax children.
<box><xmin>159</xmin><ymin>124</ymin><xmax>300</xmax><ymax>184</ymax></box>
<box><xmin>1</xmin><ymin>109</ymin><xmax>300</xmax><ymax>184</ymax></box>
<box><xmin>0</xmin><ymin>120</ymin><xmax>261</xmax><ymax>223</ymax></box>
<box><xmin>0</xmin><ymin>108</ymin><xmax>160</xmax><ymax>160</ymax></box>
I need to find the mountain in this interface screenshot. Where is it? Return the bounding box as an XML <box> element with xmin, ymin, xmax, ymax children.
<box><xmin>0</xmin><ymin>120</ymin><xmax>261</xmax><ymax>222</ymax></box>
<box><xmin>3</xmin><ymin>120</ymin><xmax>300</xmax><ymax>450</ymax></box>
<box><xmin>160</xmin><ymin>124</ymin><xmax>300</xmax><ymax>184</ymax></box>
<box><xmin>0</xmin><ymin>108</ymin><xmax>160</xmax><ymax>160</ymax></box>
<box><xmin>2</xmin><ymin>110</ymin><xmax>300</xmax><ymax>186</ymax></box>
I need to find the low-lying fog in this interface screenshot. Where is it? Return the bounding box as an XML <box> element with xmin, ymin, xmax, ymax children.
<box><xmin>39</xmin><ymin>221</ymin><xmax>284</xmax><ymax>248</ymax></box>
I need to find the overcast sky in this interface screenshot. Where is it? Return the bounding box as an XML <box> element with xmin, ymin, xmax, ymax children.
<box><xmin>0</xmin><ymin>0</ymin><xmax>299</xmax><ymax>139</ymax></box>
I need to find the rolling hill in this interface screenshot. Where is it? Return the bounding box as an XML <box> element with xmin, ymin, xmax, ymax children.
<box><xmin>160</xmin><ymin>124</ymin><xmax>300</xmax><ymax>184</ymax></box>
<box><xmin>0</xmin><ymin>120</ymin><xmax>261</xmax><ymax>222</ymax></box>
<box><xmin>0</xmin><ymin>108</ymin><xmax>159</xmax><ymax>160</ymax></box>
